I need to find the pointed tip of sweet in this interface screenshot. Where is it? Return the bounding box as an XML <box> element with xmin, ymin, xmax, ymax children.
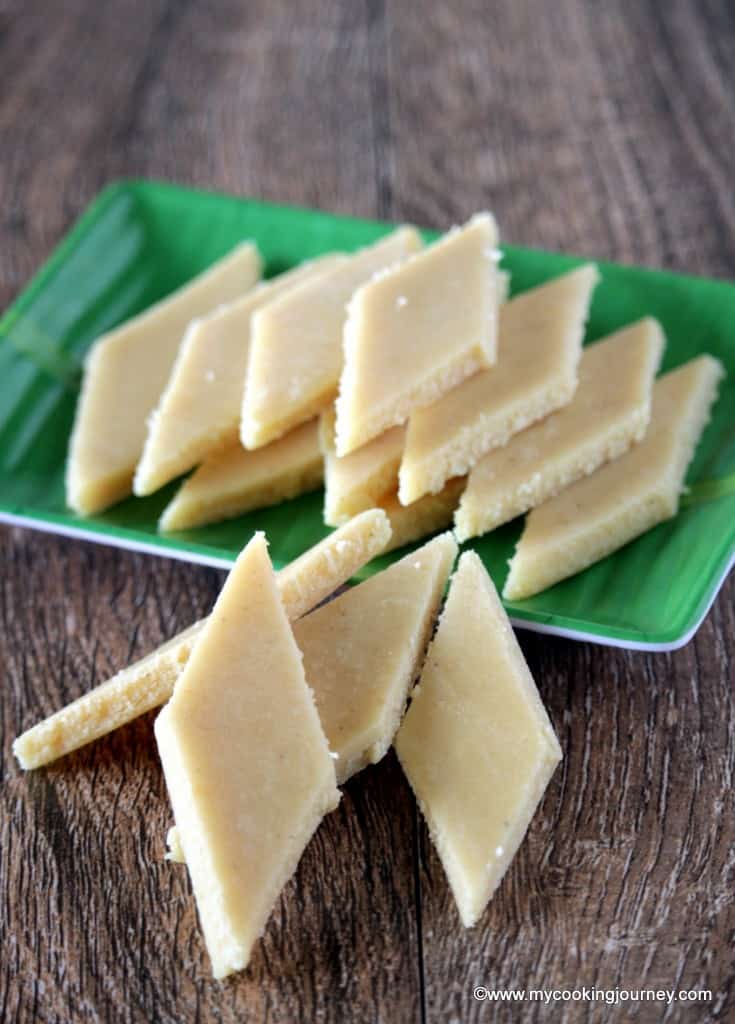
<box><xmin>501</xmin><ymin>578</ymin><xmax>521</xmax><ymax>602</ymax></box>
<box><xmin>438</xmin><ymin>209</ymin><xmax>500</xmax><ymax>255</ymax></box>
<box><xmin>399</xmin><ymin>530</ymin><xmax>458</xmax><ymax>577</ymax></box>
<box><xmin>132</xmin><ymin>458</ymin><xmax>157</xmax><ymax>497</ymax></box>
<box><xmin>434</xmin><ymin>528</ymin><xmax>459</xmax><ymax>552</ymax></box>
<box><xmin>432</xmin><ymin>531</ymin><xmax>460</xmax><ymax>585</ymax></box>
<box><xmin>234</xmin><ymin>238</ymin><xmax>258</xmax><ymax>253</ymax></box>
<box><xmin>230</xmin><ymin>238</ymin><xmax>264</xmax><ymax>277</ymax></box>
<box><xmin>248</xmin><ymin>529</ymin><xmax>268</xmax><ymax>551</ymax></box>
<box><xmin>65</xmin><ymin>469</ymin><xmax>133</xmax><ymax>517</ymax></box>
<box><xmin>576</xmin><ymin>261</ymin><xmax>602</xmax><ymax>286</ymax></box>
<box><xmin>158</xmin><ymin>497</ymin><xmax>183</xmax><ymax>533</ymax></box>
<box><xmin>431</xmin><ymin>528</ymin><xmax>460</xmax><ymax>561</ymax></box>
<box><xmin>456</xmin><ymin>548</ymin><xmax>484</xmax><ymax>574</ymax></box>
<box><xmin>522</xmin><ymin>261</ymin><xmax>600</xmax><ymax>305</ymax></box>
<box><xmin>633</xmin><ymin>313</ymin><xmax>666</xmax><ymax>344</ymax></box>
<box><xmin>240</xmin><ymin>417</ymin><xmax>266</xmax><ymax>451</ymax></box>
<box><xmin>359</xmin><ymin>506</ymin><xmax>393</xmax><ymax>548</ymax></box>
<box><xmin>219</xmin><ymin>530</ymin><xmax>272</xmax><ymax>582</ymax></box>
<box><xmin>452</xmin><ymin>549</ymin><xmax>508</xmax><ymax>606</ymax></box>
<box><xmin>501</xmin><ymin>555</ymin><xmax>528</xmax><ymax>602</ymax></box>
<box><xmin>702</xmin><ymin>353</ymin><xmax>727</xmax><ymax>384</ymax></box>
<box><xmin>468</xmin><ymin>208</ymin><xmax>500</xmax><ymax>237</ymax></box>
<box><xmin>395</xmin><ymin>223</ymin><xmax>424</xmax><ymax>248</ymax></box>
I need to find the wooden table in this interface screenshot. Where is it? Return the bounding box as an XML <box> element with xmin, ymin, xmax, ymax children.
<box><xmin>2</xmin><ymin>2</ymin><xmax>733</xmax><ymax>1021</ymax></box>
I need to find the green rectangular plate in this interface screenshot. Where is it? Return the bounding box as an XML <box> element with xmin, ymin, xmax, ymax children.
<box><xmin>1</xmin><ymin>181</ymin><xmax>733</xmax><ymax>650</ymax></box>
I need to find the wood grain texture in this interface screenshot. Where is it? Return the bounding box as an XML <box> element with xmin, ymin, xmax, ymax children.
<box><xmin>1</xmin><ymin>1</ymin><xmax>734</xmax><ymax>1022</ymax></box>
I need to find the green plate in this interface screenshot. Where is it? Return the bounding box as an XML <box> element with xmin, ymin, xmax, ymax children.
<box><xmin>1</xmin><ymin>181</ymin><xmax>733</xmax><ymax>650</ymax></box>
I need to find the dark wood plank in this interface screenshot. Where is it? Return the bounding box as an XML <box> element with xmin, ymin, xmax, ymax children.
<box><xmin>1</xmin><ymin>0</ymin><xmax>734</xmax><ymax>1022</ymax></box>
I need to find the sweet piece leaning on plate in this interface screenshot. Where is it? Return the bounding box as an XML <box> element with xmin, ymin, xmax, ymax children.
<box><xmin>293</xmin><ymin>531</ymin><xmax>457</xmax><ymax>783</ymax></box>
<box><xmin>503</xmin><ymin>354</ymin><xmax>725</xmax><ymax>600</ymax></box>
<box><xmin>66</xmin><ymin>242</ymin><xmax>262</xmax><ymax>515</ymax></box>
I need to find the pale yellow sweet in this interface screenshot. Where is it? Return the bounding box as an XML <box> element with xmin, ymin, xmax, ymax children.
<box><xmin>13</xmin><ymin>510</ymin><xmax>392</xmax><ymax>770</ymax></box>
<box><xmin>320</xmin><ymin>406</ymin><xmax>406</xmax><ymax>526</ymax></box>
<box><xmin>455</xmin><ymin>317</ymin><xmax>665</xmax><ymax>541</ymax></box>
<box><xmin>503</xmin><ymin>355</ymin><xmax>725</xmax><ymax>600</ymax></box>
<box><xmin>399</xmin><ymin>264</ymin><xmax>599</xmax><ymax>505</ymax></box>
<box><xmin>295</xmin><ymin>532</ymin><xmax>457</xmax><ymax>784</ymax></box>
<box><xmin>335</xmin><ymin>213</ymin><xmax>500</xmax><ymax>456</ymax></box>
<box><xmin>66</xmin><ymin>243</ymin><xmax>262</xmax><ymax>515</ymax></box>
<box><xmin>242</xmin><ymin>227</ymin><xmax>422</xmax><ymax>449</ymax></box>
<box><xmin>160</xmin><ymin>419</ymin><xmax>323</xmax><ymax>532</ymax></box>
<box><xmin>134</xmin><ymin>256</ymin><xmax>340</xmax><ymax>496</ymax></box>
<box><xmin>380</xmin><ymin>479</ymin><xmax>466</xmax><ymax>553</ymax></box>
<box><xmin>155</xmin><ymin>533</ymin><xmax>339</xmax><ymax>978</ymax></box>
<box><xmin>395</xmin><ymin>551</ymin><xmax>562</xmax><ymax>927</ymax></box>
